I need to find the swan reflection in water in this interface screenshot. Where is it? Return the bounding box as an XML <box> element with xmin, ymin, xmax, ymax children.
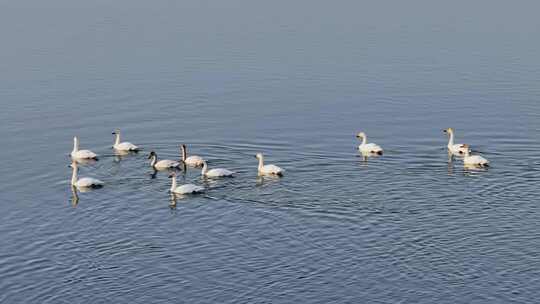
<box><xmin>70</xmin><ymin>186</ymin><xmax>79</xmax><ymax>207</ymax></box>
<box><xmin>256</xmin><ymin>175</ymin><xmax>282</xmax><ymax>187</ymax></box>
<box><xmin>113</xmin><ymin>150</ymin><xmax>139</xmax><ymax>162</ymax></box>
<box><xmin>71</xmin><ymin>157</ymin><xmax>98</xmax><ymax>166</ymax></box>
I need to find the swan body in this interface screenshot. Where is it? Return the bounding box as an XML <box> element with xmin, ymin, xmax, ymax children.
<box><xmin>356</xmin><ymin>132</ymin><xmax>383</xmax><ymax>155</ymax></box>
<box><xmin>256</xmin><ymin>153</ymin><xmax>284</xmax><ymax>176</ymax></box>
<box><xmin>444</xmin><ymin>128</ymin><xmax>468</xmax><ymax>156</ymax></box>
<box><xmin>169</xmin><ymin>173</ymin><xmax>204</xmax><ymax>194</ymax></box>
<box><xmin>70</xmin><ymin>162</ymin><xmax>103</xmax><ymax>188</ymax></box>
<box><xmin>201</xmin><ymin>161</ymin><xmax>234</xmax><ymax>177</ymax></box>
<box><xmin>112</xmin><ymin>129</ymin><xmax>139</xmax><ymax>151</ymax></box>
<box><xmin>462</xmin><ymin>145</ymin><xmax>489</xmax><ymax>167</ymax></box>
<box><xmin>148</xmin><ymin>151</ymin><xmax>180</xmax><ymax>170</ymax></box>
<box><xmin>181</xmin><ymin>144</ymin><xmax>204</xmax><ymax>166</ymax></box>
<box><xmin>71</xmin><ymin>136</ymin><xmax>98</xmax><ymax>159</ymax></box>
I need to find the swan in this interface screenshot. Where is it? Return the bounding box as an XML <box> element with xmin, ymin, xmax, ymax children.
<box><xmin>148</xmin><ymin>151</ymin><xmax>181</xmax><ymax>170</ymax></box>
<box><xmin>462</xmin><ymin>144</ymin><xmax>489</xmax><ymax>167</ymax></box>
<box><xmin>168</xmin><ymin>172</ymin><xmax>205</xmax><ymax>194</ymax></box>
<box><xmin>112</xmin><ymin>129</ymin><xmax>139</xmax><ymax>152</ymax></box>
<box><xmin>356</xmin><ymin>132</ymin><xmax>383</xmax><ymax>155</ymax></box>
<box><xmin>181</xmin><ymin>144</ymin><xmax>204</xmax><ymax>167</ymax></box>
<box><xmin>71</xmin><ymin>136</ymin><xmax>98</xmax><ymax>160</ymax></box>
<box><xmin>201</xmin><ymin>161</ymin><xmax>234</xmax><ymax>178</ymax></box>
<box><xmin>70</xmin><ymin>161</ymin><xmax>104</xmax><ymax>188</ymax></box>
<box><xmin>255</xmin><ymin>153</ymin><xmax>284</xmax><ymax>176</ymax></box>
<box><xmin>444</xmin><ymin>128</ymin><xmax>468</xmax><ymax>156</ymax></box>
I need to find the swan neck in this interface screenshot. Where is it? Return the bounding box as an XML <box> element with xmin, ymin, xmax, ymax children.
<box><xmin>257</xmin><ymin>156</ymin><xmax>264</xmax><ymax>170</ymax></box>
<box><xmin>181</xmin><ymin>146</ymin><xmax>187</xmax><ymax>161</ymax></box>
<box><xmin>150</xmin><ymin>155</ymin><xmax>157</xmax><ymax>167</ymax></box>
<box><xmin>71</xmin><ymin>165</ymin><xmax>78</xmax><ymax>185</ymax></box>
<box><xmin>114</xmin><ymin>133</ymin><xmax>120</xmax><ymax>145</ymax></box>
<box><xmin>73</xmin><ymin>137</ymin><xmax>79</xmax><ymax>152</ymax></box>
<box><xmin>170</xmin><ymin>175</ymin><xmax>177</xmax><ymax>191</ymax></box>
<box><xmin>361</xmin><ymin>135</ymin><xmax>367</xmax><ymax>145</ymax></box>
<box><xmin>201</xmin><ymin>162</ymin><xmax>208</xmax><ymax>175</ymax></box>
<box><xmin>448</xmin><ymin>132</ymin><xmax>454</xmax><ymax>147</ymax></box>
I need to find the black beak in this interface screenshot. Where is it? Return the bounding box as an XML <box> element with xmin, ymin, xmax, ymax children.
<box><xmin>443</xmin><ymin>130</ymin><xmax>447</xmax><ymax>133</ymax></box>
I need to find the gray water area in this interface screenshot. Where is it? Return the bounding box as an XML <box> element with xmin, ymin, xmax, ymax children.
<box><xmin>1</xmin><ymin>0</ymin><xmax>540</xmax><ymax>303</ymax></box>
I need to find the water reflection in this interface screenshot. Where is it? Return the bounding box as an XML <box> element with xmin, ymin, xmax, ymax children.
<box><xmin>256</xmin><ymin>175</ymin><xmax>282</xmax><ymax>187</ymax></box>
<box><xmin>113</xmin><ymin>150</ymin><xmax>139</xmax><ymax>162</ymax></box>
<box><xmin>358</xmin><ymin>151</ymin><xmax>383</xmax><ymax>162</ymax></box>
<box><xmin>70</xmin><ymin>186</ymin><xmax>79</xmax><ymax>207</ymax></box>
<box><xmin>72</xmin><ymin>158</ymin><xmax>98</xmax><ymax>166</ymax></box>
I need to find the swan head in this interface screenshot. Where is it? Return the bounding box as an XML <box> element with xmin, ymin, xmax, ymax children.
<box><xmin>148</xmin><ymin>151</ymin><xmax>156</xmax><ymax>159</ymax></box>
<box><xmin>168</xmin><ymin>172</ymin><xmax>176</xmax><ymax>178</ymax></box>
<box><xmin>112</xmin><ymin>129</ymin><xmax>120</xmax><ymax>135</ymax></box>
<box><xmin>356</xmin><ymin>132</ymin><xmax>366</xmax><ymax>139</ymax></box>
<box><xmin>443</xmin><ymin>128</ymin><xmax>454</xmax><ymax>134</ymax></box>
<box><xmin>255</xmin><ymin>153</ymin><xmax>263</xmax><ymax>159</ymax></box>
<box><xmin>68</xmin><ymin>161</ymin><xmax>78</xmax><ymax>170</ymax></box>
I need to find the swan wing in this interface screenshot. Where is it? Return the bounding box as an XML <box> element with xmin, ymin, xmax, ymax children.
<box><xmin>115</xmin><ymin>142</ymin><xmax>139</xmax><ymax>151</ymax></box>
<box><xmin>72</xmin><ymin>150</ymin><xmax>97</xmax><ymax>159</ymax></box>
<box><xmin>465</xmin><ymin>155</ymin><xmax>489</xmax><ymax>165</ymax></box>
<box><xmin>359</xmin><ymin>143</ymin><xmax>383</xmax><ymax>154</ymax></box>
<box><xmin>76</xmin><ymin>177</ymin><xmax>104</xmax><ymax>188</ymax></box>
<box><xmin>174</xmin><ymin>184</ymin><xmax>205</xmax><ymax>194</ymax></box>
<box><xmin>262</xmin><ymin>164</ymin><xmax>284</xmax><ymax>175</ymax></box>
<box><xmin>185</xmin><ymin>155</ymin><xmax>204</xmax><ymax>166</ymax></box>
<box><xmin>208</xmin><ymin>168</ymin><xmax>234</xmax><ymax>177</ymax></box>
<box><xmin>155</xmin><ymin>160</ymin><xmax>180</xmax><ymax>169</ymax></box>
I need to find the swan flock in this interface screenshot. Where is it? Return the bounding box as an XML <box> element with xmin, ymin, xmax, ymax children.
<box><xmin>69</xmin><ymin>128</ymin><xmax>490</xmax><ymax>194</ymax></box>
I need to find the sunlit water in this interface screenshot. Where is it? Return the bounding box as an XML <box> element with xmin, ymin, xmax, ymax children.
<box><xmin>1</xmin><ymin>1</ymin><xmax>540</xmax><ymax>303</ymax></box>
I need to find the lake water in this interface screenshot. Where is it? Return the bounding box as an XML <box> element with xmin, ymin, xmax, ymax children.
<box><xmin>1</xmin><ymin>1</ymin><xmax>540</xmax><ymax>303</ymax></box>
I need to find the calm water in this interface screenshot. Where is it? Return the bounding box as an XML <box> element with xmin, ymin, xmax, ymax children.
<box><xmin>1</xmin><ymin>1</ymin><xmax>540</xmax><ymax>303</ymax></box>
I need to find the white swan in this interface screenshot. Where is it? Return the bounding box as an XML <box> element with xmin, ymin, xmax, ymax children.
<box><xmin>462</xmin><ymin>144</ymin><xmax>489</xmax><ymax>167</ymax></box>
<box><xmin>148</xmin><ymin>151</ymin><xmax>181</xmax><ymax>170</ymax></box>
<box><xmin>356</xmin><ymin>132</ymin><xmax>383</xmax><ymax>155</ymax></box>
<box><xmin>255</xmin><ymin>153</ymin><xmax>284</xmax><ymax>176</ymax></box>
<box><xmin>444</xmin><ymin>128</ymin><xmax>468</xmax><ymax>156</ymax></box>
<box><xmin>70</xmin><ymin>161</ymin><xmax>104</xmax><ymax>188</ymax></box>
<box><xmin>201</xmin><ymin>161</ymin><xmax>234</xmax><ymax>178</ymax></box>
<box><xmin>168</xmin><ymin>172</ymin><xmax>204</xmax><ymax>194</ymax></box>
<box><xmin>181</xmin><ymin>144</ymin><xmax>204</xmax><ymax>167</ymax></box>
<box><xmin>112</xmin><ymin>129</ymin><xmax>139</xmax><ymax>152</ymax></box>
<box><xmin>71</xmin><ymin>136</ymin><xmax>98</xmax><ymax>160</ymax></box>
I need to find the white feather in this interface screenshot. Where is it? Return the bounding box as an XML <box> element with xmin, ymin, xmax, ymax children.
<box><xmin>256</xmin><ymin>153</ymin><xmax>284</xmax><ymax>176</ymax></box>
<box><xmin>357</xmin><ymin>132</ymin><xmax>383</xmax><ymax>156</ymax></box>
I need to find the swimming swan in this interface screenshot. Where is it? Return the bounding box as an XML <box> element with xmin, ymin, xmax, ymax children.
<box><xmin>71</xmin><ymin>136</ymin><xmax>98</xmax><ymax>160</ymax></box>
<box><xmin>148</xmin><ymin>151</ymin><xmax>181</xmax><ymax>170</ymax></box>
<box><xmin>462</xmin><ymin>144</ymin><xmax>489</xmax><ymax>167</ymax></box>
<box><xmin>70</xmin><ymin>161</ymin><xmax>104</xmax><ymax>188</ymax></box>
<box><xmin>112</xmin><ymin>129</ymin><xmax>139</xmax><ymax>151</ymax></box>
<box><xmin>356</xmin><ymin>132</ymin><xmax>383</xmax><ymax>155</ymax></box>
<box><xmin>181</xmin><ymin>144</ymin><xmax>204</xmax><ymax>167</ymax></box>
<box><xmin>255</xmin><ymin>153</ymin><xmax>284</xmax><ymax>176</ymax></box>
<box><xmin>444</xmin><ymin>128</ymin><xmax>468</xmax><ymax>156</ymax></box>
<box><xmin>201</xmin><ymin>161</ymin><xmax>234</xmax><ymax>178</ymax></box>
<box><xmin>168</xmin><ymin>172</ymin><xmax>204</xmax><ymax>194</ymax></box>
